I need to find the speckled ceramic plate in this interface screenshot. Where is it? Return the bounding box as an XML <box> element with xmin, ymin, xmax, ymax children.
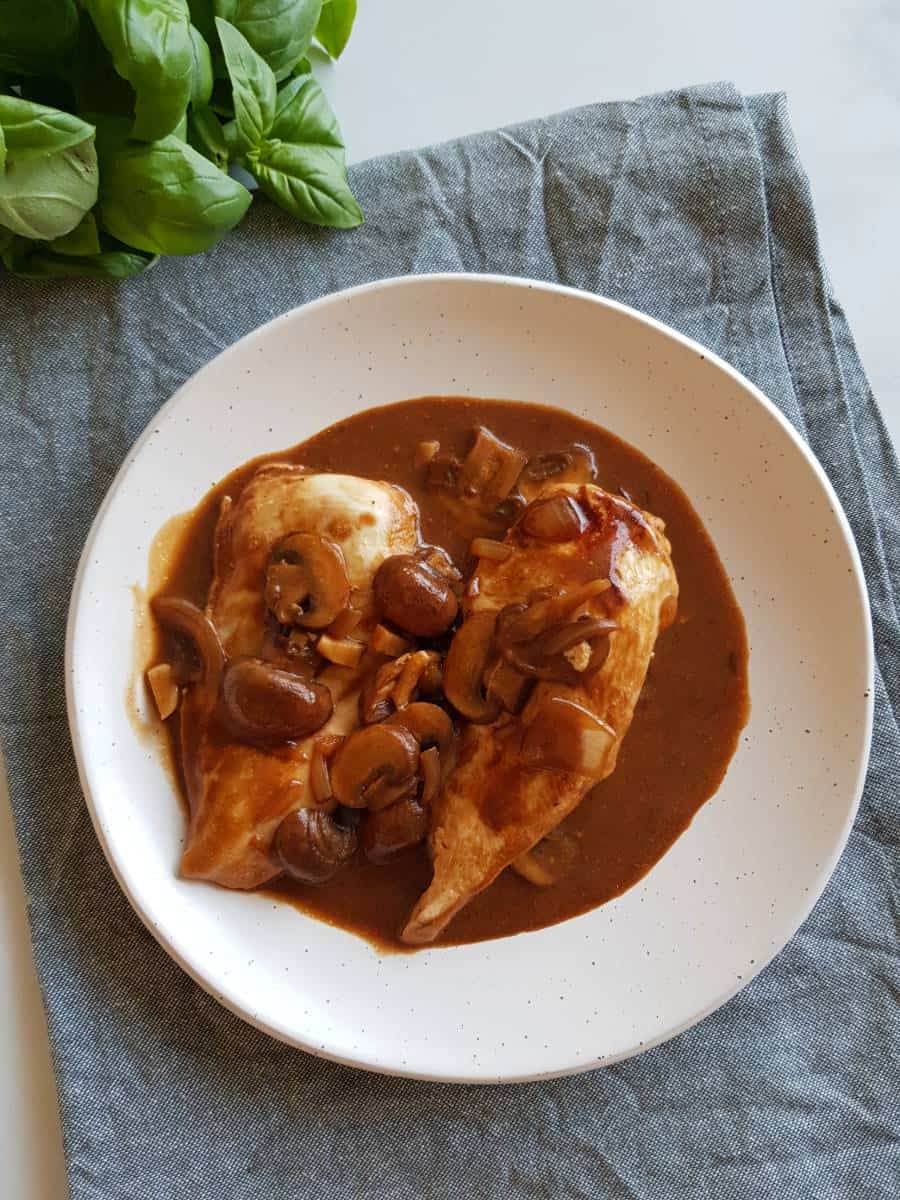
<box><xmin>66</xmin><ymin>274</ymin><xmax>873</xmax><ymax>1082</ymax></box>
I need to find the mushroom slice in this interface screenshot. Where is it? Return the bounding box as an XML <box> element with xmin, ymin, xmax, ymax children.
<box><xmin>458</xmin><ymin>427</ymin><xmax>527</xmax><ymax>507</ymax></box>
<box><xmin>329</xmin><ymin>724</ymin><xmax>420</xmax><ymax>810</ymax></box>
<box><xmin>221</xmin><ymin>657</ymin><xmax>333</xmax><ymax>746</ymax></box>
<box><xmin>152</xmin><ymin>595</ymin><xmax>225</xmax><ymax>703</ymax></box>
<box><xmin>443</xmin><ymin>612</ymin><xmax>502</xmax><ymax>724</ymax></box>
<box><xmin>386</xmin><ymin>702</ymin><xmax>454</xmax><ymax>756</ymax></box>
<box><xmin>362</xmin><ymin>796</ymin><xmax>429</xmax><ymax>863</ymax></box>
<box><xmin>265</xmin><ymin>532</ymin><xmax>350</xmax><ymax>630</ymax></box>
<box><xmin>274</xmin><ymin>807</ymin><xmax>357</xmax><ymax>884</ymax></box>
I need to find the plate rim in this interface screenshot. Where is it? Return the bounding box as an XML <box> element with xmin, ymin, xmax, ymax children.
<box><xmin>65</xmin><ymin>272</ymin><xmax>875</xmax><ymax>1083</ymax></box>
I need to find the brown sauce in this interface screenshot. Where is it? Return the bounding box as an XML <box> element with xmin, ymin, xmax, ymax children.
<box><xmin>152</xmin><ymin>397</ymin><xmax>749</xmax><ymax>951</ymax></box>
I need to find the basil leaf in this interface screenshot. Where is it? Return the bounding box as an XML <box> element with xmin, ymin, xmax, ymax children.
<box><xmin>187</xmin><ymin>107</ymin><xmax>228</xmax><ymax>169</ymax></box>
<box><xmin>244</xmin><ymin>75</ymin><xmax>361</xmax><ymax>228</ymax></box>
<box><xmin>0</xmin><ymin>121</ymin><xmax>5</xmax><ymax>172</ymax></box>
<box><xmin>314</xmin><ymin>0</ymin><xmax>355</xmax><ymax>59</ymax></box>
<box><xmin>2</xmin><ymin>233</ymin><xmax>155</xmax><ymax>277</ymax></box>
<box><xmin>188</xmin><ymin>25</ymin><xmax>214</xmax><ymax>106</ymax></box>
<box><xmin>0</xmin><ymin>0</ymin><xmax>79</xmax><ymax>77</ymax></box>
<box><xmin>215</xmin><ymin>17</ymin><xmax>275</xmax><ymax>154</ymax></box>
<box><xmin>0</xmin><ymin>95</ymin><xmax>96</xmax><ymax>159</ymax></box>
<box><xmin>0</xmin><ymin>98</ymin><xmax>98</xmax><ymax>239</ymax></box>
<box><xmin>291</xmin><ymin>56</ymin><xmax>312</xmax><ymax>77</ymax></box>
<box><xmin>48</xmin><ymin>210</ymin><xmax>101</xmax><ymax>255</ymax></box>
<box><xmin>84</xmin><ymin>0</ymin><xmax>194</xmax><ymax>141</ymax></box>
<box><xmin>214</xmin><ymin>0</ymin><xmax>322</xmax><ymax>81</ymax></box>
<box><xmin>97</xmin><ymin>126</ymin><xmax>251</xmax><ymax>254</ymax></box>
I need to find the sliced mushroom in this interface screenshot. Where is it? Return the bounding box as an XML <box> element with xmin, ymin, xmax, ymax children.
<box><xmin>386</xmin><ymin>702</ymin><xmax>454</xmax><ymax>756</ymax></box>
<box><xmin>521</xmin><ymin>695</ymin><xmax>616</xmax><ymax>777</ymax></box>
<box><xmin>222</xmin><ymin>657</ymin><xmax>333</xmax><ymax>746</ymax></box>
<box><xmin>265</xmin><ymin>533</ymin><xmax>350</xmax><ymax>630</ymax></box>
<box><xmin>503</xmin><ymin>615</ymin><xmax>617</xmax><ymax>684</ymax></box>
<box><xmin>521</xmin><ymin>445</ymin><xmax>596</xmax><ymax>487</ymax></box>
<box><xmin>373</xmin><ymin>553</ymin><xmax>459</xmax><ymax>638</ymax></box>
<box><xmin>458</xmin><ymin>427</ymin><xmax>527</xmax><ymax>506</ymax></box>
<box><xmin>275</xmin><ymin>807</ymin><xmax>357</xmax><ymax>883</ymax></box>
<box><xmin>362</xmin><ymin>795</ymin><xmax>429</xmax><ymax>863</ymax></box>
<box><xmin>329</xmin><ymin>724</ymin><xmax>420</xmax><ymax>809</ymax></box>
<box><xmin>484</xmin><ymin>657</ymin><xmax>532</xmax><ymax>714</ymax></box>
<box><xmin>443</xmin><ymin>611</ymin><xmax>502</xmax><ymax>724</ymax></box>
<box><xmin>152</xmin><ymin>596</ymin><xmax>225</xmax><ymax>704</ymax></box>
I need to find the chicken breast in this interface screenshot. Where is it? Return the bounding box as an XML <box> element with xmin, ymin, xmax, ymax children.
<box><xmin>179</xmin><ymin>464</ymin><xmax>419</xmax><ymax>888</ymax></box>
<box><xmin>402</xmin><ymin>482</ymin><xmax>678</xmax><ymax>944</ymax></box>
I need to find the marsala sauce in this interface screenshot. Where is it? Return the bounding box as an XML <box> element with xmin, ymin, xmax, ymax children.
<box><xmin>153</xmin><ymin>397</ymin><xmax>749</xmax><ymax>950</ymax></box>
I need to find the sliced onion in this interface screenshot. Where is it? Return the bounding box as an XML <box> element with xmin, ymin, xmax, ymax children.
<box><xmin>328</xmin><ymin>607</ymin><xmax>363</xmax><ymax>639</ymax></box>
<box><xmin>541</xmin><ymin>617</ymin><xmax>617</xmax><ymax>656</ymax></box>
<box><xmin>317</xmin><ymin>634</ymin><xmax>365</xmax><ymax>668</ymax></box>
<box><xmin>521</xmin><ymin>696</ymin><xmax>616</xmax><ymax>777</ymax></box>
<box><xmin>511</xmin><ymin>849</ymin><xmax>556</xmax><ymax>887</ymax></box>
<box><xmin>520</xmin><ymin>494</ymin><xmax>587</xmax><ymax>542</ymax></box>
<box><xmin>370</xmin><ymin>624</ymin><xmax>410</xmax><ymax>657</ymax></box>
<box><xmin>146</xmin><ymin>662</ymin><xmax>179</xmax><ymax>720</ymax></box>
<box><xmin>309</xmin><ymin>745</ymin><xmax>333</xmax><ymax>805</ymax></box>
<box><xmin>470</xmin><ymin>537</ymin><xmax>512</xmax><ymax>562</ymax></box>
<box><xmin>419</xmin><ymin>746</ymin><xmax>442</xmax><ymax>805</ymax></box>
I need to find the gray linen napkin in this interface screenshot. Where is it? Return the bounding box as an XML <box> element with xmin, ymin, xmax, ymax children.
<box><xmin>1</xmin><ymin>81</ymin><xmax>898</xmax><ymax>1199</ymax></box>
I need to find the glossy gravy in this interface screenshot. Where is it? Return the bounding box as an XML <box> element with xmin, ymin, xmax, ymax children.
<box><xmin>152</xmin><ymin>397</ymin><xmax>749</xmax><ymax>950</ymax></box>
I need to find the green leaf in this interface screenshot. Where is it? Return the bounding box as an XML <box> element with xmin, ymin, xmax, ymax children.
<box><xmin>291</xmin><ymin>56</ymin><xmax>312</xmax><ymax>77</ymax></box>
<box><xmin>97</xmin><ymin>125</ymin><xmax>251</xmax><ymax>254</ymax></box>
<box><xmin>0</xmin><ymin>98</ymin><xmax>98</xmax><ymax>239</ymax></box>
<box><xmin>0</xmin><ymin>121</ymin><xmax>5</xmax><ymax>172</ymax></box>
<box><xmin>84</xmin><ymin>0</ymin><xmax>194</xmax><ymax>141</ymax></box>
<box><xmin>214</xmin><ymin>0</ymin><xmax>322</xmax><ymax>81</ymax></box>
<box><xmin>1</xmin><ymin>233</ymin><xmax>155</xmax><ymax>277</ymax></box>
<box><xmin>188</xmin><ymin>25</ymin><xmax>214</xmax><ymax>106</ymax></box>
<box><xmin>214</xmin><ymin>17</ymin><xmax>275</xmax><ymax>154</ymax></box>
<box><xmin>0</xmin><ymin>95</ymin><xmax>96</xmax><ymax>159</ymax></box>
<box><xmin>0</xmin><ymin>0</ymin><xmax>79</xmax><ymax>77</ymax></box>
<box><xmin>314</xmin><ymin>0</ymin><xmax>355</xmax><ymax>58</ymax></box>
<box><xmin>187</xmin><ymin>106</ymin><xmax>228</xmax><ymax>169</ymax></box>
<box><xmin>48</xmin><ymin>210</ymin><xmax>101</xmax><ymax>255</ymax></box>
<box><xmin>244</xmin><ymin>74</ymin><xmax>361</xmax><ymax>228</ymax></box>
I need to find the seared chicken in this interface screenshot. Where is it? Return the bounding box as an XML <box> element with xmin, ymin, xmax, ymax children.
<box><xmin>402</xmin><ymin>483</ymin><xmax>678</xmax><ymax>944</ymax></box>
<box><xmin>178</xmin><ymin>465</ymin><xmax>419</xmax><ymax>888</ymax></box>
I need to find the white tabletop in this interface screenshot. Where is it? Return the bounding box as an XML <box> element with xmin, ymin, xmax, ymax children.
<box><xmin>3</xmin><ymin>2</ymin><xmax>898</xmax><ymax>1195</ymax></box>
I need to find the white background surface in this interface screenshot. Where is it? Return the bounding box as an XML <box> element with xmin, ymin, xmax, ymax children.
<box><xmin>2</xmin><ymin>2</ymin><xmax>897</xmax><ymax>1195</ymax></box>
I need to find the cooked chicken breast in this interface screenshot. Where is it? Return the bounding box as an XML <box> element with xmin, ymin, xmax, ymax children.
<box><xmin>179</xmin><ymin>465</ymin><xmax>419</xmax><ymax>888</ymax></box>
<box><xmin>402</xmin><ymin>483</ymin><xmax>678</xmax><ymax>944</ymax></box>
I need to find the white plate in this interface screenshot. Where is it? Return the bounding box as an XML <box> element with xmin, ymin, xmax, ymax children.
<box><xmin>66</xmin><ymin>274</ymin><xmax>873</xmax><ymax>1083</ymax></box>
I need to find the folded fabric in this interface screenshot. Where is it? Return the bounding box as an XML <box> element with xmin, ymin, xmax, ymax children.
<box><xmin>1</xmin><ymin>80</ymin><xmax>897</xmax><ymax>1199</ymax></box>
